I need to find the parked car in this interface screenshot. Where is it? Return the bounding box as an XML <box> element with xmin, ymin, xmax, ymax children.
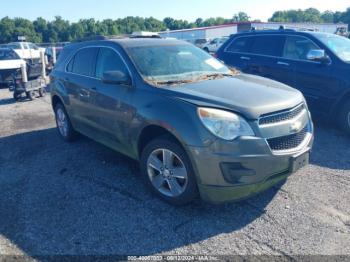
<box><xmin>216</xmin><ymin>29</ymin><xmax>350</xmax><ymax>135</ymax></box>
<box><xmin>1</xmin><ymin>42</ymin><xmax>45</xmax><ymax>61</ymax></box>
<box><xmin>203</xmin><ymin>37</ymin><xmax>229</xmax><ymax>53</ymax></box>
<box><xmin>194</xmin><ymin>38</ymin><xmax>208</xmax><ymax>49</ymax></box>
<box><xmin>0</xmin><ymin>48</ymin><xmax>25</xmax><ymax>86</ymax></box>
<box><xmin>50</xmin><ymin>37</ymin><xmax>313</xmax><ymax>205</ymax></box>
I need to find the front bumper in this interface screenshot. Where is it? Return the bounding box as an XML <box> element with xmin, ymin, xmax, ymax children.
<box><xmin>187</xmin><ymin>123</ymin><xmax>313</xmax><ymax>204</ymax></box>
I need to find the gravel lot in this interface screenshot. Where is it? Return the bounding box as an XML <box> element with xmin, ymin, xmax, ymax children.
<box><xmin>0</xmin><ymin>87</ymin><xmax>349</xmax><ymax>259</ymax></box>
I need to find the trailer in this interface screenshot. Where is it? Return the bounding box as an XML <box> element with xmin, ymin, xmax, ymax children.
<box><xmin>9</xmin><ymin>50</ymin><xmax>52</xmax><ymax>101</ymax></box>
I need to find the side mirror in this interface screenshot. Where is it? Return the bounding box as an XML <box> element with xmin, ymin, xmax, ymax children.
<box><xmin>307</xmin><ymin>49</ymin><xmax>330</xmax><ymax>63</ymax></box>
<box><xmin>102</xmin><ymin>70</ymin><xmax>131</xmax><ymax>86</ymax></box>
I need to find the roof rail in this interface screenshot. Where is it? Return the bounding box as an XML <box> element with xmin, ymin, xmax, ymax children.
<box><xmin>75</xmin><ymin>33</ymin><xmax>161</xmax><ymax>42</ymax></box>
<box><xmin>240</xmin><ymin>27</ymin><xmax>296</xmax><ymax>33</ymax></box>
<box><xmin>74</xmin><ymin>35</ymin><xmax>129</xmax><ymax>43</ymax></box>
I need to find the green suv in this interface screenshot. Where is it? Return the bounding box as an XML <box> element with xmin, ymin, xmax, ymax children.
<box><xmin>50</xmin><ymin>37</ymin><xmax>314</xmax><ymax>205</ymax></box>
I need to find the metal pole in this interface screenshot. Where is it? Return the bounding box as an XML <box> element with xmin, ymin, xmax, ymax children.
<box><xmin>40</xmin><ymin>51</ymin><xmax>46</xmax><ymax>78</ymax></box>
<box><xmin>20</xmin><ymin>63</ymin><xmax>28</xmax><ymax>83</ymax></box>
<box><xmin>52</xmin><ymin>47</ymin><xmax>57</xmax><ymax>64</ymax></box>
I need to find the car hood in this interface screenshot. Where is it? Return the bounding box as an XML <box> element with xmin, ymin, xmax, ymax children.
<box><xmin>163</xmin><ymin>74</ymin><xmax>304</xmax><ymax>120</ymax></box>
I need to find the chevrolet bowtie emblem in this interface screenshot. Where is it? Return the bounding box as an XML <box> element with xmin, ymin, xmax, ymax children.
<box><xmin>290</xmin><ymin>121</ymin><xmax>303</xmax><ymax>133</ymax></box>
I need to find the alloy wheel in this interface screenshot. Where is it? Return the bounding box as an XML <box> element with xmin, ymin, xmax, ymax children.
<box><xmin>56</xmin><ymin>108</ymin><xmax>68</xmax><ymax>137</ymax></box>
<box><xmin>147</xmin><ymin>148</ymin><xmax>188</xmax><ymax>197</ymax></box>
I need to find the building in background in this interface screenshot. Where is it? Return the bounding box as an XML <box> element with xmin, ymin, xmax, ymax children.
<box><xmin>159</xmin><ymin>22</ymin><xmax>349</xmax><ymax>43</ymax></box>
<box><xmin>159</xmin><ymin>24</ymin><xmax>237</xmax><ymax>43</ymax></box>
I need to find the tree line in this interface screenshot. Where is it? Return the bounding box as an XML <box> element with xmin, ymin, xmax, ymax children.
<box><xmin>0</xmin><ymin>8</ymin><xmax>349</xmax><ymax>44</ymax></box>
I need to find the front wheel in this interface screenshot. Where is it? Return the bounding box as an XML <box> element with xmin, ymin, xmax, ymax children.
<box><xmin>54</xmin><ymin>103</ymin><xmax>78</xmax><ymax>142</ymax></box>
<box><xmin>140</xmin><ymin>137</ymin><xmax>198</xmax><ymax>205</ymax></box>
<box><xmin>338</xmin><ymin>100</ymin><xmax>350</xmax><ymax>135</ymax></box>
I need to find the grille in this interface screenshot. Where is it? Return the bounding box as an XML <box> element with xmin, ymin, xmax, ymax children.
<box><xmin>259</xmin><ymin>104</ymin><xmax>305</xmax><ymax>125</ymax></box>
<box><xmin>267</xmin><ymin>126</ymin><xmax>308</xmax><ymax>151</ymax></box>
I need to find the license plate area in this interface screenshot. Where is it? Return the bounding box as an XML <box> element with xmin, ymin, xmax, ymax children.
<box><xmin>290</xmin><ymin>152</ymin><xmax>309</xmax><ymax>173</ymax></box>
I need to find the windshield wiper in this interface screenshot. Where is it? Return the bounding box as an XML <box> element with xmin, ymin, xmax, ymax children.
<box><xmin>196</xmin><ymin>72</ymin><xmax>233</xmax><ymax>80</ymax></box>
<box><xmin>153</xmin><ymin>79</ymin><xmax>193</xmax><ymax>86</ymax></box>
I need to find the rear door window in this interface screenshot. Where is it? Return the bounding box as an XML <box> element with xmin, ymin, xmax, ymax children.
<box><xmin>95</xmin><ymin>47</ymin><xmax>128</xmax><ymax>79</ymax></box>
<box><xmin>250</xmin><ymin>35</ymin><xmax>285</xmax><ymax>57</ymax></box>
<box><xmin>70</xmin><ymin>47</ymin><xmax>98</xmax><ymax>77</ymax></box>
<box><xmin>225</xmin><ymin>36</ymin><xmax>253</xmax><ymax>53</ymax></box>
<box><xmin>283</xmin><ymin>36</ymin><xmax>321</xmax><ymax>61</ymax></box>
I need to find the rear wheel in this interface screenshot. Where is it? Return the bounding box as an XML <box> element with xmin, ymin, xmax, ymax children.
<box><xmin>26</xmin><ymin>91</ymin><xmax>35</xmax><ymax>100</ymax></box>
<box><xmin>140</xmin><ymin>137</ymin><xmax>198</xmax><ymax>205</ymax></box>
<box><xmin>203</xmin><ymin>47</ymin><xmax>209</xmax><ymax>53</ymax></box>
<box><xmin>338</xmin><ymin>100</ymin><xmax>350</xmax><ymax>135</ymax></box>
<box><xmin>13</xmin><ymin>92</ymin><xmax>21</xmax><ymax>101</ymax></box>
<box><xmin>39</xmin><ymin>87</ymin><xmax>46</xmax><ymax>97</ymax></box>
<box><xmin>54</xmin><ymin>103</ymin><xmax>78</xmax><ymax>142</ymax></box>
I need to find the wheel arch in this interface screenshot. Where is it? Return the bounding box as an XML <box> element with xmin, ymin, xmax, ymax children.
<box><xmin>137</xmin><ymin>124</ymin><xmax>187</xmax><ymax>159</ymax></box>
<box><xmin>51</xmin><ymin>94</ymin><xmax>63</xmax><ymax>110</ymax></box>
<box><xmin>331</xmin><ymin>90</ymin><xmax>350</xmax><ymax>120</ymax></box>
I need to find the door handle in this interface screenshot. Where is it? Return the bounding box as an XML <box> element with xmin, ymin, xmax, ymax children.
<box><xmin>240</xmin><ymin>56</ymin><xmax>251</xmax><ymax>61</ymax></box>
<box><xmin>90</xmin><ymin>87</ymin><xmax>97</xmax><ymax>91</ymax></box>
<box><xmin>277</xmin><ymin>61</ymin><xmax>290</xmax><ymax>66</ymax></box>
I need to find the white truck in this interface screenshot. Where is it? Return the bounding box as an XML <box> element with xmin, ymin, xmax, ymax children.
<box><xmin>0</xmin><ymin>48</ymin><xmax>26</xmax><ymax>86</ymax></box>
<box><xmin>0</xmin><ymin>47</ymin><xmax>43</xmax><ymax>92</ymax></box>
<box><xmin>2</xmin><ymin>42</ymin><xmax>45</xmax><ymax>61</ymax></box>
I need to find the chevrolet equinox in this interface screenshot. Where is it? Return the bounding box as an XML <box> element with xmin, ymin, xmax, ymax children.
<box><xmin>50</xmin><ymin>37</ymin><xmax>314</xmax><ymax>205</ymax></box>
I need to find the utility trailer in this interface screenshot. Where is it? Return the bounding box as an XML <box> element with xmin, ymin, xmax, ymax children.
<box><xmin>9</xmin><ymin>50</ymin><xmax>50</xmax><ymax>101</ymax></box>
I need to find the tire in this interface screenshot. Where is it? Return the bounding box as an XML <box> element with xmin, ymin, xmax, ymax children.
<box><xmin>26</xmin><ymin>91</ymin><xmax>35</xmax><ymax>100</ymax></box>
<box><xmin>39</xmin><ymin>87</ymin><xmax>46</xmax><ymax>97</ymax></box>
<box><xmin>54</xmin><ymin>103</ymin><xmax>78</xmax><ymax>142</ymax></box>
<box><xmin>338</xmin><ymin>100</ymin><xmax>350</xmax><ymax>135</ymax></box>
<box><xmin>140</xmin><ymin>137</ymin><xmax>198</xmax><ymax>205</ymax></box>
<box><xmin>13</xmin><ymin>92</ymin><xmax>21</xmax><ymax>101</ymax></box>
<box><xmin>203</xmin><ymin>47</ymin><xmax>209</xmax><ymax>53</ymax></box>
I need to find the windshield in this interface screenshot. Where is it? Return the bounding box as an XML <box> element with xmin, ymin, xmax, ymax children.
<box><xmin>316</xmin><ymin>34</ymin><xmax>350</xmax><ymax>62</ymax></box>
<box><xmin>127</xmin><ymin>44</ymin><xmax>232</xmax><ymax>85</ymax></box>
<box><xmin>0</xmin><ymin>50</ymin><xmax>19</xmax><ymax>60</ymax></box>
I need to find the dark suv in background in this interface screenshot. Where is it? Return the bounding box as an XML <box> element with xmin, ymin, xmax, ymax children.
<box><xmin>216</xmin><ymin>29</ymin><xmax>350</xmax><ymax>134</ymax></box>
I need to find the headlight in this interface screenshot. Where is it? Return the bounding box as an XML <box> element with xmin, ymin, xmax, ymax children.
<box><xmin>198</xmin><ymin>107</ymin><xmax>254</xmax><ymax>140</ymax></box>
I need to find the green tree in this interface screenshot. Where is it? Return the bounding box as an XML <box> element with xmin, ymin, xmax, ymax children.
<box><xmin>232</xmin><ymin>12</ymin><xmax>250</xmax><ymax>22</ymax></box>
<box><xmin>321</xmin><ymin>11</ymin><xmax>335</xmax><ymax>23</ymax></box>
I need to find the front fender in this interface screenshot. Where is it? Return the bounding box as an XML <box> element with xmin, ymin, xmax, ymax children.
<box><xmin>130</xmin><ymin>92</ymin><xmax>216</xmax><ymax>156</ymax></box>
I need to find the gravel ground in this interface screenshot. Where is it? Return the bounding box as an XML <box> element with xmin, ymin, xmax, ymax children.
<box><xmin>0</xmin><ymin>87</ymin><xmax>349</xmax><ymax>259</ymax></box>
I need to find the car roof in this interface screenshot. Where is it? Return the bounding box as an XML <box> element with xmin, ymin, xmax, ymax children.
<box><xmin>113</xmin><ymin>38</ymin><xmax>190</xmax><ymax>48</ymax></box>
<box><xmin>68</xmin><ymin>38</ymin><xmax>190</xmax><ymax>50</ymax></box>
